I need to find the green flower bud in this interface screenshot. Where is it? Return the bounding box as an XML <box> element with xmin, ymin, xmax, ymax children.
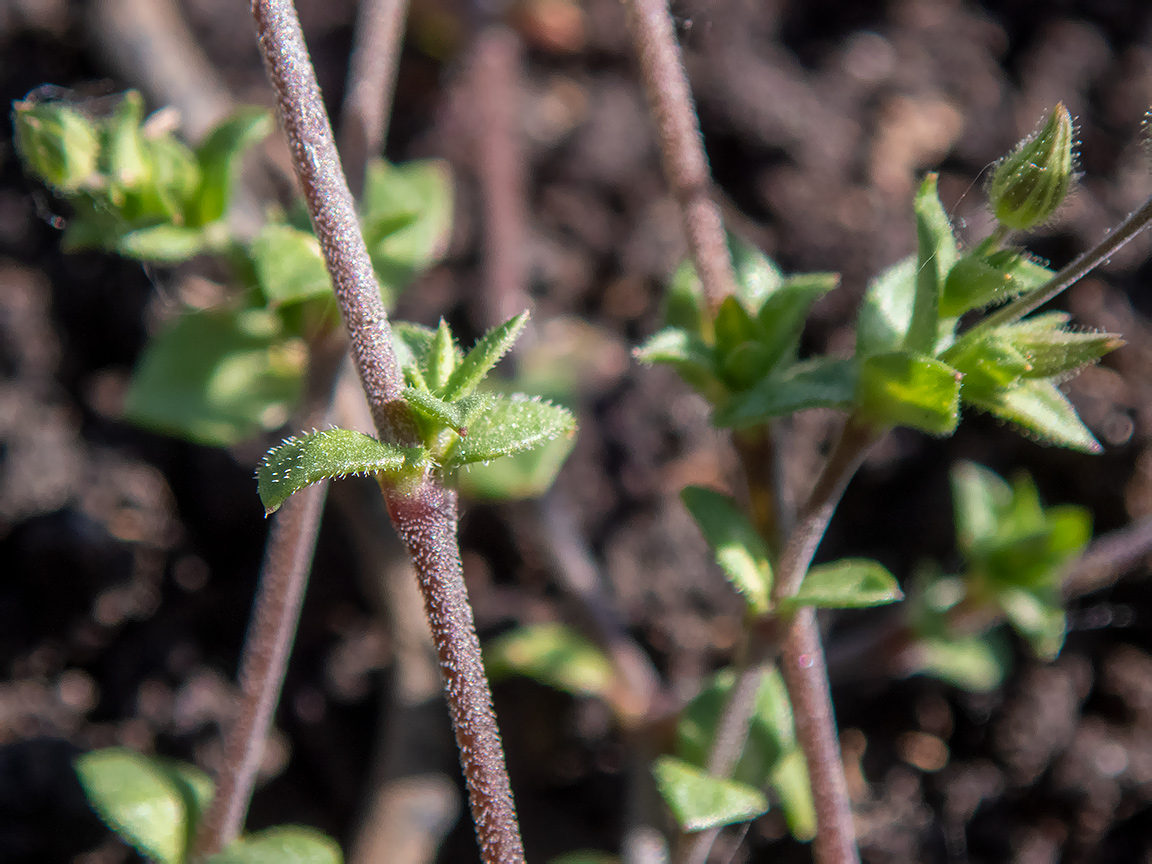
<box><xmin>988</xmin><ymin>103</ymin><xmax>1076</xmax><ymax>231</ymax></box>
<box><xmin>13</xmin><ymin>101</ymin><xmax>100</xmax><ymax>192</ymax></box>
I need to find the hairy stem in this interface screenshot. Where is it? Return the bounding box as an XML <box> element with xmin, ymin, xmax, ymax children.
<box><xmin>384</xmin><ymin>480</ymin><xmax>525</xmax><ymax>864</ymax></box>
<box><xmin>339</xmin><ymin>0</ymin><xmax>410</xmax><ymax>195</ymax></box>
<box><xmin>624</xmin><ymin>0</ymin><xmax>734</xmax><ymax>309</ymax></box>
<box><xmin>249</xmin><ymin>3</ymin><xmax>525</xmax><ymax>861</ymax></box>
<box><xmin>966</xmin><ymin>194</ymin><xmax>1152</xmax><ymax>338</ymax></box>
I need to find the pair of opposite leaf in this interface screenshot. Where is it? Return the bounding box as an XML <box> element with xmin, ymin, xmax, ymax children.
<box><xmin>257</xmin><ymin>311</ymin><xmax>576</xmax><ymax>514</ymax></box>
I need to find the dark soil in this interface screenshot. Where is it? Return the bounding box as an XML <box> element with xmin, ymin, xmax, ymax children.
<box><xmin>3</xmin><ymin>0</ymin><xmax>1152</xmax><ymax>862</ymax></box>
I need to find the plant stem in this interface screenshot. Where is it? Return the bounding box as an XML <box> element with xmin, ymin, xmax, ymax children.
<box><xmin>194</xmin><ymin>465</ymin><xmax>330</xmax><ymax>855</ymax></box>
<box><xmin>250</xmin><ymin>3</ymin><xmax>526</xmax><ymax>861</ymax></box>
<box><xmin>383</xmin><ymin>479</ymin><xmax>525</xmax><ymax>864</ymax></box>
<box><xmin>624</xmin><ymin>0</ymin><xmax>734</xmax><ymax>309</ymax></box>
<box><xmin>965</xmin><ymin>193</ymin><xmax>1152</xmax><ymax>338</ymax></box>
<box><xmin>339</xmin><ymin>0</ymin><xmax>410</xmax><ymax>196</ymax></box>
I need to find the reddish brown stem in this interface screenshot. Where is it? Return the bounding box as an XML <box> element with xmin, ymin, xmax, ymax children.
<box><xmin>624</xmin><ymin>0</ymin><xmax>734</xmax><ymax>308</ymax></box>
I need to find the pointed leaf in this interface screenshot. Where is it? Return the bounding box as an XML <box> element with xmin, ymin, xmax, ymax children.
<box><xmin>13</xmin><ymin>98</ymin><xmax>101</xmax><ymax>192</ymax></box>
<box><xmin>856</xmin><ymin>352</ymin><xmax>962</xmax><ymax>436</ymax></box>
<box><xmin>101</xmin><ymin>91</ymin><xmax>149</xmax><ymax>192</ymax></box>
<box><xmin>945</xmin><ymin>333</ymin><xmax>1031</xmax><ymax>395</ymax></box>
<box><xmin>124</xmin><ymin>309</ymin><xmax>306</xmax><ymax>446</ymax></box>
<box><xmin>117</xmin><ymin>224</ymin><xmax>208</xmax><ymax>262</ymax></box>
<box><xmin>906</xmin><ymin>174</ymin><xmax>957</xmax><ymax>353</ymax></box>
<box><xmin>445</xmin><ymin>394</ymin><xmax>575</xmax><ymax>467</ymax></box>
<box><xmin>484</xmin><ymin>623</ymin><xmax>616</xmax><ymax>699</ymax></box>
<box><xmin>402</xmin><ymin>388</ymin><xmax>494</xmax><ymax>434</ymax></box>
<box><xmin>770</xmin><ymin>748</ymin><xmax>816</xmax><ymax>841</ymax></box>
<box><xmin>941</xmin><ymin>248</ymin><xmax>1054</xmax><ymax>318</ymax></box>
<box><xmin>74</xmin><ymin>748</ymin><xmax>189</xmax><ymax>864</ymax></box>
<box><xmin>781</xmin><ymin>559</ymin><xmax>903</xmax><ymax>611</ymax></box>
<box><xmin>426</xmin><ymin>319</ymin><xmax>458</xmax><ymax>392</ymax></box>
<box><xmin>439</xmin><ymin>312</ymin><xmax>530</xmax><ymax>401</ymax></box>
<box><xmin>950</xmin><ymin>462</ymin><xmax>1012</xmax><ymax>554</ymax></box>
<box><xmin>856</xmin><ymin>255</ymin><xmax>917</xmax><ymax>357</ymax></box>
<box><xmin>251</xmin><ymin>223</ymin><xmax>332</xmax><ymax>304</ymax></box>
<box><xmin>999</xmin><ymin>321</ymin><xmax>1123</xmax><ymax>378</ymax></box>
<box><xmin>998</xmin><ymin>587</ymin><xmax>1066</xmax><ymax>661</ymax></box>
<box><xmin>681</xmin><ymin>486</ymin><xmax>772</xmax><ymax>614</ymax></box>
<box><xmin>143</xmin><ymin>135</ymin><xmax>201</xmax><ymax>220</ymax></box>
<box><xmin>391</xmin><ymin>322</ymin><xmax>438</xmax><ymax>375</ymax></box>
<box><xmin>713</xmin><ymin>296</ymin><xmax>759</xmax><ymax>363</ymax></box>
<box><xmin>457</xmin><ymin>434</ymin><xmax>575</xmax><ymax>500</ymax></box>
<box><xmin>755</xmin><ymin>272</ymin><xmax>839</xmax><ymax>369</ymax></box>
<box><xmin>716</xmin><ymin>356</ymin><xmax>857</xmax><ymax>428</ymax></box>
<box><xmin>963</xmin><ymin>377</ymin><xmax>1101</xmax><ymax>453</ymax></box>
<box><xmin>913</xmin><ymin>631</ymin><xmax>1011</xmax><ymax>692</ymax></box>
<box><xmin>728</xmin><ymin>233</ymin><xmax>785</xmax><ymax>313</ymax></box>
<box><xmin>633</xmin><ymin>327</ymin><xmax>719</xmax><ymax>398</ymax></box>
<box><xmin>258</xmin><ymin>429</ymin><xmax>422</xmax><ymax>514</ymax></box>
<box><xmin>207</xmin><ymin>826</ymin><xmax>342</xmax><ymax>864</ymax></box>
<box><xmin>653</xmin><ymin>756</ymin><xmax>769</xmax><ymax>832</ymax></box>
<box><xmin>194</xmin><ymin>106</ymin><xmax>274</xmax><ymax>225</ymax></box>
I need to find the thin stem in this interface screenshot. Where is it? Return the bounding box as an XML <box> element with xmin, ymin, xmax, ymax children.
<box><xmin>965</xmin><ymin>194</ymin><xmax>1152</xmax><ymax>339</ymax></box>
<box><xmin>339</xmin><ymin>0</ymin><xmax>410</xmax><ymax>195</ymax></box>
<box><xmin>250</xmin><ymin>3</ymin><xmax>525</xmax><ymax>861</ymax></box>
<box><xmin>194</xmin><ymin>469</ymin><xmax>330</xmax><ymax>855</ymax></box>
<box><xmin>624</xmin><ymin>0</ymin><xmax>734</xmax><ymax>309</ymax></box>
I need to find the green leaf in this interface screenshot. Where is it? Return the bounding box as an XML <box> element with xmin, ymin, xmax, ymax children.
<box><xmin>426</xmin><ymin>319</ymin><xmax>458</xmax><ymax>392</ymax></box>
<box><xmin>770</xmin><ymin>748</ymin><xmax>816</xmax><ymax>841</ymax></box>
<box><xmin>997</xmin><ymin>587</ymin><xmax>1066</xmax><ymax>660</ymax></box>
<box><xmin>950</xmin><ymin>461</ymin><xmax>1012</xmax><ymax>554</ymax></box>
<box><xmin>193</xmin><ymin>106</ymin><xmax>273</xmax><ymax>225</ymax></box>
<box><xmin>716</xmin><ymin>356</ymin><xmax>857</xmax><ymax>428</ymax></box>
<box><xmin>633</xmin><ymin>327</ymin><xmax>719</xmax><ymax>398</ymax></box>
<box><xmin>963</xmin><ymin>376</ymin><xmax>1101</xmax><ymax>453</ymax></box>
<box><xmin>208</xmin><ymin>826</ymin><xmax>343</xmax><ymax>864</ymax></box>
<box><xmin>101</xmin><ymin>91</ymin><xmax>149</xmax><ymax>193</ymax></box>
<box><xmin>124</xmin><ymin>309</ymin><xmax>307</xmax><ymax>446</ymax></box>
<box><xmin>391</xmin><ymin>322</ymin><xmax>438</xmax><ymax>379</ymax></box>
<box><xmin>653</xmin><ymin>756</ymin><xmax>769</xmax><ymax>833</ymax></box>
<box><xmin>484</xmin><ymin>623</ymin><xmax>616</xmax><ymax>699</ymax></box>
<box><xmin>713</xmin><ymin>296</ymin><xmax>759</xmax><ymax>364</ymax></box>
<box><xmin>457</xmin><ymin>434</ymin><xmax>575</xmax><ymax>500</ymax></box>
<box><xmin>13</xmin><ymin>98</ymin><xmax>100</xmax><ymax>192</ymax></box>
<box><xmin>728</xmin><ymin>233</ymin><xmax>785</xmax><ymax>313</ymax></box>
<box><xmin>906</xmin><ymin>174</ymin><xmax>957</xmax><ymax>353</ymax></box>
<box><xmin>856</xmin><ymin>255</ymin><xmax>917</xmax><ymax>357</ymax></box>
<box><xmin>781</xmin><ymin>558</ymin><xmax>903</xmax><ymax>610</ymax></box>
<box><xmin>998</xmin><ymin>319</ymin><xmax>1123</xmax><ymax>378</ymax></box>
<box><xmin>117</xmin><ymin>224</ymin><xmax>208</xmax><ymax>262</ymax></box>
<box><xmin>142</xmin><ymin>135</ymin><xmax>201</xmax><ymax>221</ymax></box>
<box><xmin>856</xmin><ymin>352</ymin><xmax>962</xmax><ymax>436</ymax></box>
<box><xmin>163</xmin><ymin>761</ymin><xmax>214</xmax><ymax>839</ymax></box>
<box><xmin>445</xmin><ymin>394</ymin><xmax>576</xmax><ymax>467</ymax></box>
<box><xmin>362</xmin><ymin>159</ymin><xmax>454</xmax><ymax>301</ymax></box>
<box><xmin>402</xmin><ymin>388</ymin><xmax>494</xmax><ymax>434</ymax></box>
<box><xmin>74</xmin><ymin>748</ymin><xmax>189</xmax><ymax>864</ymax></box>
<box><xmin>548</xmin><ymin>853</ymin><xmax>618</xmax><ymax>864</ymax></box>
<box><xmin>940</xmin><ymin>248</ymin><xmax>1054</xmax><ymax>318</ymax></box>
<box><xmin>257</xmin><ymin>428</ymin><xmax>422</xmax><ymax>515</ymax></box>
<box><xmin>944</xmin><ymin>332</ymin><xmax>1032</xmax><ymax>396</ymax></box>
<box><xmin>438</xmin><ymin>312</ymin><xmax>530</xmax><ymax>401</ymax></box>
<box><xmin>680</xmin><ymin>486</ymin><xmax>772</xmax><ymax>614</ymax></box>
<box><xmin>755</xmin><ymin>272</ymin><xmax>839</xmax><ymax>369</ymax></box>
<box><xmin>663</xmin><ymin>260</ymin><xmax>708</xmax><ymax>335</ymax></box>
<box><xmin>251</xmin><ymin>224</ymin><xmax>332</xmax><ymax>305</ymax></box>
<box><xmin>913</xmin><ymin>631</ymin><xmax>1011</xmax><ymax>692</ymax></box>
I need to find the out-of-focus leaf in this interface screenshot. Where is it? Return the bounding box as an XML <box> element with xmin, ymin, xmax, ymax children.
<box><xmin>653</xmin><ymin>756</ymin><xmax>768</xmax><ymax>833</ymax></box>
<box><xmin>681</xmin><ymin>486</ymin><xmax>772</xmax><ymax>614</ymax></box>
<box><xmin>716</xmin><ymin>356</ymin><xmax>857</xmax><ymax>428</ymax></box>
<box><xmin>117</xmin><ymin>224</ymin><xmax>208</xmax><ymax>262</ymax></box>
<box><xmin>252</xmin><ymin>224</ymin><xmax>332</xmax><ymax>304</ymax></box>
<box><xmin>781</xmin><ymin>559</ymin><xmax>903</xmax><ymax>611</ymax></box>
<box><xmin>856</xmin><ymin>352</ymin><xmax>962</xmax><ymax>436</ymax></box>
<box><xmin>485</xmin><ymin>622</ymin><xmax>616</xmax><ymax>699</ymax></box>
<box><xmin>208</xmin><ymin>826</ymin><xmax>343</xmax><ymax>864</ymax></box>
<box><xmin>194</xmin><ymin>106</ymin><xmax>274</xmax><ymax>225</ymax></box>
<box><xmin>963</xmin><ymin>377</ymin><xmax>1101</xmax><ymax>453</ymax></box>
<box><xmin>856</xmin><ymin>255</ymin><xmax>917</xmax><ymax>357</ymax></box>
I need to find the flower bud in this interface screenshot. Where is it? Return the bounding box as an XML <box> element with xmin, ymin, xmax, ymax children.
<box><xmin>13</xmin><ymin>101</ymin><xmax>100</xmax><ymax>192</ymax></box>
<box><xmin>988</xmin><ymin>103</ymin><xmax>1076</xmax><ymax>231</ymax></box>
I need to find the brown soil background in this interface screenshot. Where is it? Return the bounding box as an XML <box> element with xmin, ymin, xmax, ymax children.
<box><xmin>3</xmin><ymin>0</ymin><xmax>1152</xmax><ymax>862</ymax></box>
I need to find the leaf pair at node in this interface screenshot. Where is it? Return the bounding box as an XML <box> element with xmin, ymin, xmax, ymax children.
<box><xmin>257</xmin><ymin>311</ymin><xmax>576</xmax><ymax>514</ymax></box>
<box><xmin>75</xmin><ymin>748</ymin><xmax>341</xmax><ymax>864</ymax></box>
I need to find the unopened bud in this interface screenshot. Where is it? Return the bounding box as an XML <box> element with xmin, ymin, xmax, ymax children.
<box><xmin>988</xmin><ymin>103</ymin><xmax>1076</xmax><ymax>231</ymax></box>
<box><xmin>13</xmin><ymin>101</ymin><xmax>100</xmax><ymax>192</ymax></box>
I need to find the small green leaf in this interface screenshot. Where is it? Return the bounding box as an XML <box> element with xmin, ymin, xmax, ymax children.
<box><xmin>716</xmin><ymin>356</ymin><xmax>857</xmax><ymax>428</ymax></box>
<box><xmin>362</xmin><ymin>159</ymin><xmax>454</xmax><ymax>301</ymax></box>
<box><xmin>439</xmin><ymin>312</ymin><xmax>530</xmax><ymax>401</ymax></box>
<box><xmin>781</xmin><ymin>559</ymin><xmax>903</xmax><ymax>611</ymax></box>
<box><xmin>633</xmin><ymin>327</ymin><xmax>719</xmax><ymax>398</ymax></box>
<box><xmin>755</xmin><ymin>272</ymin><xmax>839</xmax><ymax>369</ymax></box>
<box><xmin>445</xmin><ymin>394</ymin><xmax>576</xmax><ymax>467</ymax></box>
<box><xmin>913</xmin><ymin>631</ymin><xmax>1011</xmax><ymax>692</ymax></box>
<box><xmin>142</xmin><ymin>135</ymin><xmax>201</xmax><ymax>221</ymax></box>
<box><xmin>653</xmin><ymin>756</ymin><xmax>769</xmax><ymax>832</ymax></box>
<box><xmin>548</xmin><ymin>852</ymin><xmax>619</xmax><ymax>864</ymax></box>
<box><xmin>940</xmin><ymin>249</ymin><xmax>1054</xmax><ymax>318</ymax></box>
<box><xmin>484</xmin><ymin>623</ymin><xmax>616</xmax><ymax>699</ymax></box>
<box><xmin>194</xmin><ymin>106</ymin><xmax>274</xmax><ymax>225</ymax></box>
<box><xmin>101</xmin><ymin>91</ymin><xmax>149</xmax><ymax>193</ymax></box>
<box><xmin>856</xmin><ymin>255</ymin><xmax>917</xmax><ymax>357</ymax></box>
<box><xmin>124</xmin><ymin>309</ymin><xmax>306</xmax><ymax>446</ymax></box>
<box><xmin>998</xmin><ymin>587</ymin><xmax>1066</xmax><ymax>660</ymax></box>
<box><xmin>74</xmin><ymin>748</ymin><xmax>189</xmax><ymax>864</ymax></box>
<box><xmin>391</xmin><ymin>322</ymin><xmax>438</xmax><ymax>377</ymax></box>
<box><xmin>963</xmin><ymin>376</ymin><xmax>1101</xmax><ymax>453</ymax></box>
<box><xmin>728</xmin><ymin>234</ymin><xmax>785</xmax><ymax>313</ymax></box>
<box><xmin>208</xmin><ymin>826</ymin><xmax>343</xmax><ymax>864</ymax></box>
<box><xmin>426</xmin><ymin>319</ymin><xmax>458</xmax><ymax>392</ymax></box>
<box><xmin>998</xmin><ymin>320</ymin><xmax>1123</xmax><ymax>378</ymax></box>
<box><xmin>770</xmin><ymin>748</ymin><xmax>816</xmax><ymax>842</ymax></box>
<box><xmin>457</xmin><ymin>434</ymin><xmax>575</xmax><ymax>500</ymax></box>
<box><xmin>13</xmin><ymin>98</ymin><xmax>100</xmax><ymax>192</ymax></box>
<box><xmin>950</xmin><ymin>461</ymin><xmax>1012</xmax><ymax>554</ymax></box>
<box><xmin>906</xmin><ymin>174</ymin><xmax>957</xmax><ymax>353</ymax></box>
<box><xmin>945</xmin><ymin>333</ymin><xmax>1032</xmax><ymax>396</ymax></box>
<box><xmin>258</xmin><ymin>428</ymin><xmax>422</xmax><ymax>515</ymax></box>
<box><xmin>251</xmin><ymin>224</ymin><xmax>332</xmax><ymax>304</ymax></box>
<box><xmin>402</xmin><ymin>388</ymin><xmax>494</xmax><ymax>434</ymax></box>
<box><xmin>856</xmin><ymin>352</ymin><xmax>962</xmax><ymax>436</ymax></box>
<box><xmin>163</xmin><ymin>760</ymin><xmax>214</xmax><ymax>839</ymax></box>
<box><xmin>663</xmin><ymin>260</ymin><xmax>707</xmax><ymax>335</ymax></box>
<box><xmin>117</xmin><ymin>224</ymin><xmax>208</xmax><ymax>262</ymax></box>
<box><xmin>681</xmin><ymin>487</ymin><xmax>772</xmax><ymax>614</ymax></box>
<box><xmin>713</xmin><ymin>297</ymin><xmax>759</xmax><ymax>362</ymax></box>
